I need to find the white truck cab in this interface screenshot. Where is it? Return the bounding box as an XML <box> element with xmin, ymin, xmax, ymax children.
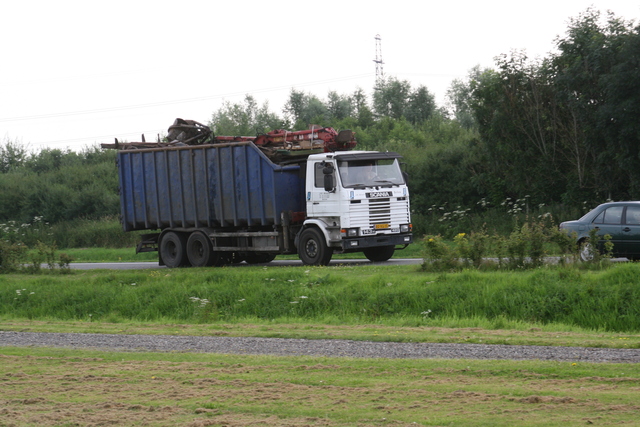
<box><xmin>297</xmin><ymin>150</ymin><xmax>413</xmax><ymax>264</ymax></box>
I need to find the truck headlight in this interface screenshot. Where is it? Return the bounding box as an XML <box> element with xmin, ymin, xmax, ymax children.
<box><xmin>340</xmin><ymin>228</ymin><xmax>358</xmax><ymax>237</ymax></box>
<box><xmin>400</xmin><ymin>224</ymin><xmax>411</xmax><ymax>233</ymax></box>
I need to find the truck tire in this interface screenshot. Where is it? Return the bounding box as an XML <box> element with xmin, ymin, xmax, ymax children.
<box><xmin>186</xmin><ymin>231</ymin><xmax>215</xmax><ymax>267</ymax></box>
<box><xmin>244</xmin><ymin>253</ymin><xmax>276</xmax><ymax>264</ymax></box>
<box><xmin>298</xmin><ymin>227</ymin><xmax>332</xmax><ymax>266</ymax></box>
<box><xmin>363</xmin><ymin>245</ymin><xmax>395</xmax><ymax>262</ymax></box>
<box><xmin>160</xmin><ymin>231</ymin><xmax>188</xmax><ymax>268</ymax></box>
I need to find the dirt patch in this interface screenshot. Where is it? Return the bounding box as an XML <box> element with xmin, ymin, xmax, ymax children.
<box><xmin>1</xmin><ymin>353</ymin><xmax>640</xmax><ymax>426</ymax></box>
<box><xmin>516</xmin><ymin>395</ymin><xmax>577</xmax><ymax>404</ymax></box>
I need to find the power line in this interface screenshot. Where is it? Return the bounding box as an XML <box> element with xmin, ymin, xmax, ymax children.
<box><xmin>32</xmin><ymin>129</ymin><xmax>167</xmax><ymax>146</ymax></box>
<box><xmin>396</xmin><ymin>71</ymin><xmax>466</xmax><ymax>79</ymax></box>
<box><xmin>0</xmin><ymin>69</ymin><xmax>145</xmax><ymax>87</ymax></box>
<box><xmin>0</xmin><ymin>73</ymin><xmax>374</xmax><ymax>124</ymax></box>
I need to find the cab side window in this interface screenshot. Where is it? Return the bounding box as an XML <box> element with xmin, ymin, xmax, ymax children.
<box><xmin>314</xmin><ymin>163</ymin><xmax>333</xmax><ymax>188</ymax></box>
<box><xmin>314</xmin><ymin>163</ymin><xmax>323</xmax><ymax>188</ymax></box>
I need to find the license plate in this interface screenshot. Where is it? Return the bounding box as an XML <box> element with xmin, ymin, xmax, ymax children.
<box><xmin>375</xmin><ymin>223</ymin><xmax>389</xmax><ymax>229</ymax></box>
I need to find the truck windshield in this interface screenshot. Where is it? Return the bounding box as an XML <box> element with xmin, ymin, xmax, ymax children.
<box><xmin>337</xmin><ymin>159</ymin><xmax>405</xmax><ymax>188</ymax></box>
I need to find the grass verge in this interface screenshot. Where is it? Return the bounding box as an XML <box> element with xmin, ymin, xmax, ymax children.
<box><xmin>2</xmin><ymin>263</ymin><xmax>640</xmax><ymax>341</ymax></box>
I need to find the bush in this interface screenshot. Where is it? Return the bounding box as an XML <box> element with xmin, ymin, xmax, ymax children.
<box><xmin>421</xmin><ymin>235</ymin><xmax>459</xmax><ymax>271</ymax></box>
<box><xmin>49</xmin><ymin>217</ymin><xmax>141</xmax><ymax>248</ymax></box>
<box><xmin>0</xmin><ymin>241</ymin><xmax>27</xmax><ymax>273</ymax></box>
<box><xmin>0</xmin><ymin>239</ymin><xmax>74</xmax><ymax>275</ymax></box>
<box><xmin>421</xmin><ymin>219</ymin><xmax>608</xmax><ymax>272</ymax></box>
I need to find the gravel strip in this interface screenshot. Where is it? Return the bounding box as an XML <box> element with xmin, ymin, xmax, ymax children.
<box><xmin>2</xmin><ymin>331</ymin><xmax>639</xmax><ymax>363</ymax></box>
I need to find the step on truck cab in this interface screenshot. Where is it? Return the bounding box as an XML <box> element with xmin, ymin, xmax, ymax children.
<box><xmin>104</xmin><ymin>119</ymin><xmax>412</xmax><ymax>267</ymax></box>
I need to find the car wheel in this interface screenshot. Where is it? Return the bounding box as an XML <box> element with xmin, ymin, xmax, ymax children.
<box><xmin>363</xmin><ymin>245</ymin><xmax>395</xmax><ymax>262</ymax></box>
<box><xmin>298</xmin><ymin>228</ymin><xmax>332</xmax><ymax>266</ymax></box>
<box><xmin>579</xmin><ymin>239</ymin><xmax>595</xmax><ymax>262</ymax></box>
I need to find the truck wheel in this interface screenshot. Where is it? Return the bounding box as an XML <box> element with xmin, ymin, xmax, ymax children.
<box><xmin>298</xmin><ymin>228</ymin><xmax>332</xmax><ymax>266</ymax></box>
<box><xmin>160</xmin><ymin>231</ymin><xmax>188</xmax><ymax>268</ymax></box>
<box><xmin>363</xmin><ymin>245</ymin><xmax>395</xmax><ymax>262</ymax></box>
<box><xmin>244</xmin><ymin>253</ymin><xmax>276</xmax><ymax>264</ymax></box>
<box><xmin>186</xmin><ymin>231</ymin><xmax>215</xmax><ymax>267</ymax></box>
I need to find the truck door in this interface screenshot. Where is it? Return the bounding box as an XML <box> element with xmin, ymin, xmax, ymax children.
<box><xmin>307</xmin><ymin>161</ymin><xmax>340</xmax><ymax>218</ymax></box>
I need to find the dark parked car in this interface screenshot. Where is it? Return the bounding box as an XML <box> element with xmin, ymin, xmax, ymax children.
<box><xmin>559</xmin><ymin>201</ymin><xmax>640</xmax><ymax>261</ymax></box>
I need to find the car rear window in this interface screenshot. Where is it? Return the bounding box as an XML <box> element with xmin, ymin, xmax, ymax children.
<box><xmin>626</xmin><ymin>206</ymin><xmax>640</xmax><ymax>225</ymax></box>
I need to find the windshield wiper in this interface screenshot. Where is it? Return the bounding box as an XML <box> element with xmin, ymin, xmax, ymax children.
<box><xmin>374</xmin><ymin>180</ymin><xmax>397</xmax><ymax>187</ymax></box>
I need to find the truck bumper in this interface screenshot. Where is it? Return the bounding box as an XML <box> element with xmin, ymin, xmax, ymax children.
<box><xmin>340</xmin><ymin>233</ymin><xmax>413</xmax><ymax>250</ymax></box>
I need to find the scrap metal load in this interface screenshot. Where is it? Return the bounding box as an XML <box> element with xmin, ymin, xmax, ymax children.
<box><xmin>101</xmin><ymin>118</ymin><xmax>357</xmax><ymax>163</ymax></box>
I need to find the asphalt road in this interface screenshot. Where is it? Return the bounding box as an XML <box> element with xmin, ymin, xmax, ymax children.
<box><xmin>68</xmin><ymin>258</ymin><xmax>423</xmax><ymax>270</ymax></box>
<box><xmin>68</xmin><ymin>257</ymin><xmax>634</xmax><ymax>270</ymax></box>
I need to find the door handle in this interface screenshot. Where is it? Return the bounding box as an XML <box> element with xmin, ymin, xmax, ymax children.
<box><xmin>623</xmin><ymin>227</ymin><xmax>631</xmax><ymax>232</ymax></box>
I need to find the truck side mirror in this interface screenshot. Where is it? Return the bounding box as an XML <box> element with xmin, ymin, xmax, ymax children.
<box><xmin>322</xmin><ymin>162</ymin><xmax>335</xmax><ymax>192</ymax></box>
<box><xmin>400</xmin><ymin>162</ymin><xmax>409</xmax><ymax>185</ymax></box>
<box><xmin>324</xmin><ymin>174</ymin><xmax>334</xmax><ymax>192</ymax></box>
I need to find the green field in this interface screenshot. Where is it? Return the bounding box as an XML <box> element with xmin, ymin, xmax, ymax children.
<box><xmin>2</xmin><ymin>262</ymin><xmax>640</xmax><ymax>426</ymax></box>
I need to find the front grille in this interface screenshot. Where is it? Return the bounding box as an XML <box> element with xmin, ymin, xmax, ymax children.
<box><xmin>369</xmin><ymin>198</ymin><xmax>391</xmax><ymax>224</ymax></box>
<box><xmin>348</xmin><ymin>197</ymin><xmax>410</xmax><ymax>229</ymax></box>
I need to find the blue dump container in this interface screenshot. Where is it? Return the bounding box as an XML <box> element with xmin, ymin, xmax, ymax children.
<box><xmin>117</xmin><ymin>142</ymin><xmax>304</xmax><ymax>232</ymax></box>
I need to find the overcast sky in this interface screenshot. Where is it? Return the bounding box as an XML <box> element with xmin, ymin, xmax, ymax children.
<box><xmin>1</xmin><ymin>0</ymin><xmax>638</xmax><ymax>152</ymax></box>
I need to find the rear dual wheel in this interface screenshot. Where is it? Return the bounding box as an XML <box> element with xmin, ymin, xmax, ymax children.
<box><xmin>186</xmin><ymin>231</ymin><xmax>216</xmax><ymax>267</ymax></box>
<box><xmin>159</xmin><ymin>231</ymin><xmax>189</xmax><ymax>268</ymax></box>
<box><xmin>161</xmin><ymin>231</ymin><xmax>225</xmax><ymax>268</ymax></box>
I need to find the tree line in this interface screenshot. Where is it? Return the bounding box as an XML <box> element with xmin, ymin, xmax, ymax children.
<box><xmin>0</xmin><ymin>143</ymin><xmax>119</xmax><ymax>224</ymax></box>
<box><xmin>208</xmin><ymin>9</ymin><xmax>640</xmax><ymax>223</ymax></box>
<box><xmin>466</xmin><ymin>9</ymin><xmax>640</xmax><ymax>206</ymax></box>
<box><xmin>1</xmin><ymin>8</ymin><xmax>638</xmax><ymax>236</ymax></box>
